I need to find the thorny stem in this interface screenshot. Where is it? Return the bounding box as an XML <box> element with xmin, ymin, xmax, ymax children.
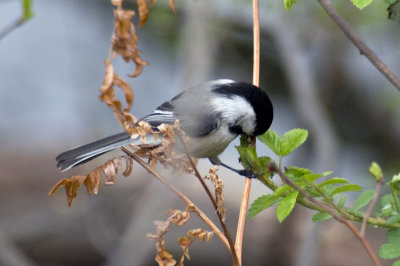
<box><xmin>235</xmin><ymin>0</ymin><xmax>260</xmax><ymax>264</ymax></box>
<box><xmin>120</xmin><ymin>147</ymin><xmax>231</xmax><ymax>251</ymax></box>
<box><xmin>174</xmin><ymin>132</ymin><xmax>239</xmax><ymax>266</ymax></box>
<box><xmin>268</xmin><ymin>163</ymin><xmax>382</xmax><ymax>266</ymax></box>
<box><xmin>317</xmin><ymin>0</ymin><xmax>400</xmax><ymax>92</ymax></box>
<box><xmin>360</xmin><ymin>178</ymin><xmax>383</xmax><ymax>236</ymax></box>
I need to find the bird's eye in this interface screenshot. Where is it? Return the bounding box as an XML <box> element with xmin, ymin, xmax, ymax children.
<box><xmin>229</xmin><ymin>125</ymin><xmax>243</xmax><ymax>135</ymax></box>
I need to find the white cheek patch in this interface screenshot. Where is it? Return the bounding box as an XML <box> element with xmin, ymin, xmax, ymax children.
<box><xmin>211</xmin><ymin>95</ymin><xmax>256</xmax><ymax>135</ymax></box>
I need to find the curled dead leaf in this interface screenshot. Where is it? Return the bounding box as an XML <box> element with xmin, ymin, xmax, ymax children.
<box><xmin>50</xmin><ymin>156</ymin><xmax>134</xmax><ymax>206</ymax></box>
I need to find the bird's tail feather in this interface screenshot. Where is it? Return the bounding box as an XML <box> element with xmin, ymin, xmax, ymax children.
<box><xmin>56</xmin><ymin>132</ymin><xmax>162</xmax><ymax>171</ymax></box>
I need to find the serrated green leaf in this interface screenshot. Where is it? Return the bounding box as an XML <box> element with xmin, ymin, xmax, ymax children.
<box><xmin>393</xmin><ymin>259</ymin><xmax>400</xmax><ymax>266</ymax></box>
<box><xmin>303</xmin><ymin>174</ymin><xmax>323</xmax><ymax>183</ymax></box>
<box><xmin>284</xmin><ymin>0</ymin><xmax>297</xmax><ymax>10</ymax></box>
<box><xmin>284</xmin><ymin>167</ymin><xmax>312</xmax><ymax>179</ymax></box>
<box><xmin>274</xmin><ymin>184</ymin><xmax>292</xmax><ymax>197</ymax></box>
<box><xmin>338</xmin><ymin>196</ymin><xmax>347</xmax><ymax>208</ymax></box>
<box><xmin>379</xmin><ymin>243</ymin><xmax>400</xmax><ymax>259</ymax></box>
<box><xmin>354</xmin><ymin>190</ymin><xmax>375</xmax><ymax>210</ymax></box>
<box><xmin>331</xmin><ymin>184</ymin><xmax>362</xmax><ymax>196</ymax></box>
<box><xmin>236</xmin><ymin>145</ymin><xmax>258</xmax><ymax>169</ymax></box>
<box><xmin>350</xmin><ymin>0</ymin><xmax>373</xmax><ymax>9</ymax></box>
<box><xmin>312</xmin><ymin>212</ymin><xmax>333</xmax><ymax>223</ymax></box>
<box><xmin>258</xmin><ymin>130</ymin><xmax>281</xmax><ymax>156</ymax></box>
<box><xmin>248</xmin><ymin>194</ymin><xmax>280</xmax><ymax>220</ymax></box>
<box><xmin>258</xmin><ymin>156</ymin><xmax>273</xmax><ymax>177</ymax></box>
<box><xmin>387</xmin><ymin>228</ymin><xmax>400</xmax><ymax>245</ymax></box>
<box><xmin>277</xmin><ymin>191</ymin><xmax>298</xmax><ymax>223</ymax></box>
<box><xmin>280</xmin><ymin>129</ymin><xmax>308</xmax><ymax>156</ymax></box>
<box><xmin>387</xmin><ymin>214</ymin><xmax>400</xmax><ymax>226</ymax></box>
<box><xmin>318</xmin><ymin>177</ymin><xmax>349</xmax><ymax>187</ymax></box>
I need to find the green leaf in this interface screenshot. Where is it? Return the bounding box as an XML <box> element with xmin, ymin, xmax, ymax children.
<box><xmin>322</xmin><ymin>171</ymin><xmax>334</xmax><ymax>176</ymax></box>
<box><xmin>379</xmin><ymin>243</ymin><xmax>400</xmax><ymax>259</ymax></box>
<box><xmin>248</xmin><ymin>194</ymin><xmax>280</xmax><ymax>220</ymax></box>
<box><xmin>303</xmin><ymin>174</ymin><xmax>323</xmax><ymax>183</ymax></box>
<box><xmin>388</xmin><ymin>0</ymin><xmax>400</xmax><ymax>20</ymax></box>
<box><xmin>258</xmin><ymin>156</ymin><xmax>273</xmax><ymax>176</ymax></box>
<box><xmin>318</xmin><ymin>177</ymin><xmax>349</xmax><ymax>187</ymax></box>
<box><xmin>369</xmin><ymin>162</ymin><xmax>383</xmax><ymax>181</ymax></box>
<box><xmin>389</xmin><ymin>173</ymin><xmax>400</xmax><ymax>193</ymax></box>
<box><xmin>284</xmin><ymin>0</ymin><xmax>297</xmax><ymax>10</ymax></box>
<box><xmin>393</xmin><ymin>259</ymin><xmax>400</xmax><ymax>266</ymax></box>
<box><xmin>387</xmin><ymin>228</ymin><xmax>400</xmax><ymax>246</ymax></box>
<box><xmin>280</xmin><ymin>129</ymin><xmax>308</xmax><ymax>156</ymax></box>
<box><xmin>258</xmin><ymin>130</ymin><xmax>281</xmax><ymax>156</ymax></box>
<box><xmin>277</xmin><ymin>191</ymin><xmax>298</xmax><ymax>223</ymax></box>
<box><xmin>354</xmin><ymin>190</ymin><xmax>375</xmax><ymax>210</ymax></box>
<box><xmin>338</xmin><ymin>196</ymin><xmax>347</xmax><ymax>208</ymax></box>
<box><xmin>284</xmin><ymin>167</ymin><xmax>312</xmax><ymax>179</ymax></box>
<box><xmin>386</xmin><ymin>214</ymin><xmax>400</xmax><ymax>226</ymax></box>
<box><xmin>274</xmin><ymin>184</ymin><xmax>292</xmax><ymax>197</ymax></box>
<box><xmin>331</xmin><ymin>184</ymin><xmax>362</xmax><ymax>196</ymax></box>
<box><xmin>312</xmin><ymin>212</ymin><xmax>333</xmax><ymax>223</ymax></box>
<box><xmin>344</xmin><ymin>207</ymin><xmax>365</xmax><ymax>218</ymax></box>
<box><xmin>236</xmin><ymin>146</ymin><xmax>258</xmax><ymax>169</ymax></box>
<box><xmin>350</xmin><ymin>0</ymin><xmax>373</xmax><ymax>10</ymax></box>
<box><xmin>22</xmin><ymin>0</ymin><xmax>34</xmax><ymax>20</ymax></box>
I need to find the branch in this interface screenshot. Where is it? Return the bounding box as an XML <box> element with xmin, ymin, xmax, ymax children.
<box><xmin>235</xmin><ymin>0</ymin><xmax>260</xmax><ymax>264</ymax></box>
<box><xmin>120</xmin><ymin>147</ymin><xmax>230</xmax><ymax>250</ymax></box>
<box><xmin>360</xmin><ymin>178</ymin><xmax>383</xmax><ymax>236</ymax></box>
<box><xmin>174</xmin><ymin>132</ymin><xmax>239</xmax><ymax>266</ymax></box>
<box><xmin>317</xmin><ymin>0</ymin><xmax>400</xmax><ymax>92</ymax></box>
<box><xmin>268</xmin><ymin>163</ymin><xmax>382</xmax><ymax>266</ymax></box>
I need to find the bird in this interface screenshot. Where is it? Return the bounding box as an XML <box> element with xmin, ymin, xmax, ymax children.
<box><xmin>56</xmin><ymin>79</ymin><xmax>273</xmax><ymax>177</ymax></box>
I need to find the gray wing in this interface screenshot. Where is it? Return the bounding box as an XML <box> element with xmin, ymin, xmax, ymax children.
<box><xmin>140</xmin><ymin>87</ymin><xmax>221</xmax><ymax>137</ymax></box>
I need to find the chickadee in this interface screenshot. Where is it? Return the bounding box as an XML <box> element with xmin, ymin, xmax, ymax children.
<box><xmin>56</xmin><ymin>79</ymin><xmax>273</xmax><ymax>177</ymax></box>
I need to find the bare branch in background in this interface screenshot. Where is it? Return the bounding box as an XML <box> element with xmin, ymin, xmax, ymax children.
<box><xmin>317</xmin><ymin>0</ymin><xmax>400</xmax><ymax>92</ymax></box>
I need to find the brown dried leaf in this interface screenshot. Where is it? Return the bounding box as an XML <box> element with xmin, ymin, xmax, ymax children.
<box><xmin>87</xmin><ymin>168</ymin><xmax>101</xmax><ymax>195</ymax></box>
<box><xmin>113</xmin><ymin>74</ymin><xmax>134</xmax><ymax>111</ymax></box>
<box><xmin>100</xmin><ymin>60</ymin><xmax>114</xmax><ymax>93</ymax></box>
<box><xmin>111</xmin><ymin>0</ymin><xmax>123</xmax><ymax>7</ymax></box>
<box><xmin>48</xmin><ymin>175</ymin><xmax>87</xmax><ymax>206</ymax></box>
<box><xmin>50</xmin><ymin>156</ymin><xmax>134</xmax><ymax>206</ymax></box>
<box><xmin>168</xmin><ymin>209</ymin><xmax>190</xmax><ymax>226</ymax></box>
<box><xmin>123</xmin><ymin>155</ymin><xmax>134</xmax><ymax>176</ymax></box>
<box><xmin>169</xmin><ymin>0</ymin><xmax>176</xmax><ymax>13</ymax></box>
<box><xmin>137</xmin><ymin>0</ymin><xmax>149</xmax><ymax>27</ymax></box>
<box><xmin>111</xmin><ymin>4</ymin><xmax>148</xmax><ymax>77</ymax></box>
<box><xmin>205</xmin><ymin>166</ymin><xmax>226</xmax><ymax>222</ymax></box>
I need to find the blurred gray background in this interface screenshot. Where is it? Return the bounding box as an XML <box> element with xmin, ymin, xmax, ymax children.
<box><xmin>1</xmin><ymin>0</ymin><xmax>400</xmax><ymax>265</ymax></box>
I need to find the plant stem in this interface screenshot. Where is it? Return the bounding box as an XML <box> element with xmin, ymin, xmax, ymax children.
<box><xmin>269</xmin><ymin>163</ymin><xmax>382</xmax><ymax>266</ymax></box>
<box><xmin>317</xmin><ymin>0</ymin><xmax>400</xmax><ymax>92</ymax></box>
<box><xmin>361</xmin><ymin>178</ymin><xmax>383</xmax><ymax>236</ymax></box>
<box><xmin>235</xmin><ymin>1</ymin><xmax>260</xmax><ymax>264</ymax></box>
<box><xmin>174</xmin><ymin>132</ymin><xmax>239</xmax><ymax>265</ymax></box>
<box><xmin>120</xmin><ymin>147</ymin><xmax>231</xmax><ymax>251</ymax></box>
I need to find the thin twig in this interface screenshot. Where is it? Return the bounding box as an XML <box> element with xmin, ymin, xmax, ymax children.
<box><xmin>235</xmin><ymin>0</ymin><xmax>260</xmax><ymax>264</ymax></box>
<box><xmin>174</xmin><ymin>131</ymin><xmax>239</xmax><ymax>266</ymax></box>
<box><xmin>317</xmin><ymin>0</ymin><xmax>400</xmax><ymax>92</ymax></box>
<box><xmin>269</xmin><ymin>163</ymin><xmax>382</xmax><ymax>266</ymax></box>
<box><xmin>0</xmin><ymin>18</ymin><xmax>24</xmax><ymax>41</ymax></box>
<box><xmin>360</xmin><ymin>179</ymin><xmax>383</xmax><ymax>236</ymax></box>
<box><xmin>120</xmin><ymin>147</ymin><xmax>230</xmax><ymax>250</ymax></box>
